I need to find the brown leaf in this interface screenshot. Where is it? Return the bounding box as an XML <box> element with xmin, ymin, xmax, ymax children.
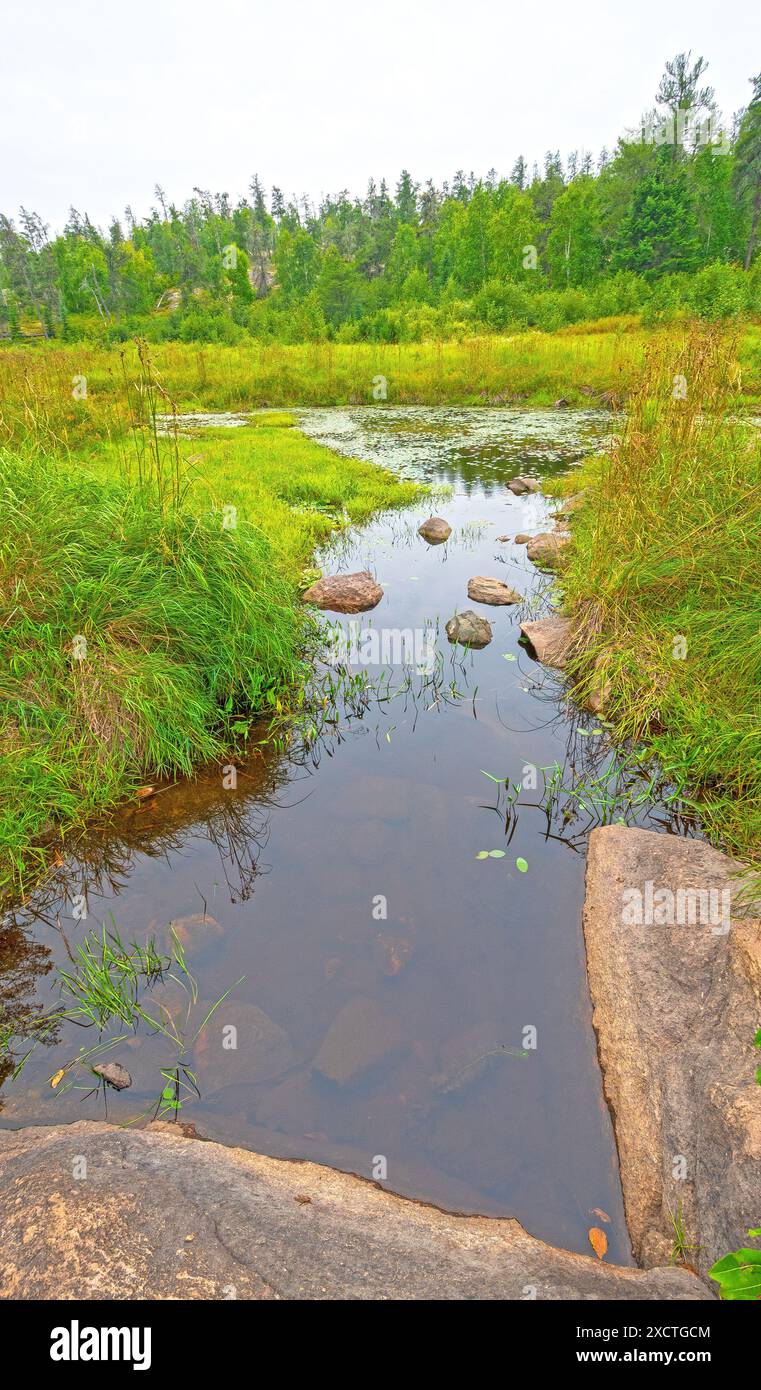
<box><xmin>588</xmin><ymin>1226</ymin><xmax>608</xmax><ymax>1260</ymax></box>
<box><xmin>294</xmin><ymin>1194</ymin><xmax>312</xmax><ymax>1206</ymax></box>
<box><xmin>590</xmin><ymin>1207</ymin><xmax>611</xmax><ymax>1223</ymax></box>
<box><xmin>136</xmin><ymin>786</ymin><xmax>156</xmax><ymax>800</ymax></box>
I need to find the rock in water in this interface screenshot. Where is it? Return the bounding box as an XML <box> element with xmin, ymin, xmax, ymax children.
<box><xmin>526</xmin><ymin>531</ymin><xmax>569</xmax><ymax>568</ymax></box>
<box><xmin>194</xmin><ymin>1000</ymin><xmax>294</xmax><ymax>1091</ymax></box>
<box><xmin>507</xmin><ymin>476</ymin><xmax>540</xmax><ymax>495</ymax></box>
<box><xmin>519</xmin><ymin>615</ymin><xmax>573</xmax><ymax>669</ymax></box>
<box><xmin>301</xmin><ymin>571</ymin><xmax>383</xmax><ymax>613</ymax></box>
<box><xmin>467</xmin><ymin>576</ymin><xmax>522</xmax><ymax>606</ymax></box>
<box><xmin>313</xmin><ymin>997</ymin><xmax>403</xmax><ymax>1085</ymax></box>
<box><xmin>514</xmin><ymin>533</ymin><xmax>530</xmax><ymax>544</ymax></box>
<box><xmin>418</xmin><ymin>516</ymin><xmax>452</xmax><ymax>544</ymax></box>
<box><xmin>445</xmin><ymin>610</ymin><xmax>493</xmax><ymax>648</ymax></box>
<box><xmin>92</xmin><ymin>1063</ymin><xmax>132</xmax><ymax>1091</ymax></box>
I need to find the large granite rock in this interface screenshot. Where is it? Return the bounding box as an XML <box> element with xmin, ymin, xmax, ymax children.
<box><xmin>0</xmin><ymin>1122</ymin><xmax>711</xmax><ymax>1300</ymax></box>
<box><xmin>583</xmin><ymin>826</ymin><xmax>761</xmax><ymax>1275</ymax></box>
<box><xmin>302</xmin><ymin>572</ymin><xmax>383</xmax><ymax>613</ymax></box>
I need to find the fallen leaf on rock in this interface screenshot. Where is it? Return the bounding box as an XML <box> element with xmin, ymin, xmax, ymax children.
<box><xmin>295</xmin><ymin>1194</ymin><xmax>312</xmax><ymax>1206</ymax></box>
<box><xmin>589</xmin><ymin>1226</ymin><xmax>608</xmax><ymax>1260</ymax></box>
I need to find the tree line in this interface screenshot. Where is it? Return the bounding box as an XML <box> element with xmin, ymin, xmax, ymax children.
<box><xmin>1</xmin><ymin>54</ymin><xmax>760</xmax><ymax>344</ymax></box>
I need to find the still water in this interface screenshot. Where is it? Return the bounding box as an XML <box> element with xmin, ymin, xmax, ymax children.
<box><xmin>3</xmin><ymin>407</ymin><xmax>678</xmax><ymax>1264</ymax></box>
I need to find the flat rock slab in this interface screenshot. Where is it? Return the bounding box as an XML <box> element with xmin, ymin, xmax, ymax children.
<box><xmin>0</xmin><ymin>1122</ymin><xmax>711</xmax><ymax>1300</ymax></box>
<box><xmin>418</xmin><ymin>516</ymin><xmax>452</xmax><ymax>544</ymax></box>
<box><xmin>467</xmin><ymin>576</ymin><xmax>522</xmax><ymax>605</ymax></box>
<box><xmin>520</xmin><ymin>615</ymin><xmax>573</xmax><ymax>668</ymax></box>
<box><xmin>526</xmin><ymin>531</ymin><xmax>569</xmax><ymax>568</ymax></box>
<box><xmin>302</xmin><ymin>571</ymin><xmax>383</xmax><ymax>613</ymax></box>
<box><xmin>445</xmin><ymin>609</ymin><xmax>492</xmax><ymax>648</ymax></box>
<box><xmin>507</xmin><ymin>476</ymin><xmax>540</xmax><ymax>495</ymax></box>
<box><xmin>583</xmin><ymin>826</ymin><xmax>761</xmax><ymax>1275</ymax></box>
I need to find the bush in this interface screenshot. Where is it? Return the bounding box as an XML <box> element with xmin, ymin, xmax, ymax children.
<box><xmin>688</xmin><ymin>262</ymin><xmax>749</xmax><ymax>320</ymax></box>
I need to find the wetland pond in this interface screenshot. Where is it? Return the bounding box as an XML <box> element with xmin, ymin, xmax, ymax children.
<box><xmin>2</xmin><ymin>408</ymin><xmax>691</xmax><ymax>1264</ymax></box>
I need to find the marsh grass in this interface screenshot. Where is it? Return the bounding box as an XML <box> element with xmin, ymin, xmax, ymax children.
<box><xmin>559</xmin><ymin>323</ymin><xmax>761</xmax><ymax>867</ymax></box>
<box><xmin>0</xmin><ymin>342</ymin><xmax>420</xmax><ymax>898</ymax></box>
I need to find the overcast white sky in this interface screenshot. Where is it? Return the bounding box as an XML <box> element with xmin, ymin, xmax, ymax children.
<box><xmin>1</xmin><ymin>0</ymin><xmax>758</xmax><ymax>232</ymax></box>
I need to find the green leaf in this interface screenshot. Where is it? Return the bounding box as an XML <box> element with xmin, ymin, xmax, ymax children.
<box><xmin>475</xmin><ymin>851</ymin><xmax>489</xmax><ymax>859</ymax></box>
<box><xmin>480</xmin><ymin>769</ymin><xmax>504</xmax><ymax>784</ymax></box>
<box><xmin>754</xmin><ymin>1027</ymin><xmax>761</xmax><ymax>1048</ymax></box>
<box><xmin>708</xmin><ymin>1247</ymin><xmax>761</xmax><ymax>1300</ymax></box>
<box><xmin>488</xmin><ymin>850</ymin><xmax>506</xmax><ymax>858</ymax></box>
<box><xmin>516</xmin><ymin>857</ymin><xmax>529</xmax><ymax>873</ymax></box>
<box><xmin>502</xmin><ymin>653</ymin><xmax>517</xmax><ymax>661</ymax></box>
<box><xmin>747</xmin><ymin>1227</ymin><xmax>761</xmax><ymax>1238</ymax></box>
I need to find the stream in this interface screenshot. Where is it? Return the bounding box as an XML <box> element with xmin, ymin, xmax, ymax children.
<box><xmin>1</xmin><ymin>407</ymin><xmax>690</xmax><ymax>1265</ymax></box>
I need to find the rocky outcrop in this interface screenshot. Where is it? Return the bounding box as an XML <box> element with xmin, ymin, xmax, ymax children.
<box><xmin>467</xmin><ymin>576</ymin><xmax>522</xmax><ymax>606</ymax></box>
<box><xmin>0</xmin><ymin>1122</ymin><xmax>711</xmax><ymax>1300</ymax></box>
<box><xmin>520</xmin><ymin>615</ymin><xmax>573</xmax><ymax>669</ymax></box>
<box><xmin>302</xmin><ymin>571</ymin><xmax>383</xmax><ymax>613</ymax></box>
<box><xmin>418</xmin><ymin>516</ymin><xmax>452</xmax><ymax>544</ymax></box>
<box><xmin>526</xmin><ymin>531</ymin><xmax>570</xmax><ymax>568</ymax></box>
<box><xmin>445</xmin><ymin>610</ymin><xmax>493</xmax><ymax>648</ymax></box>
<box><xmin>583</xmin><ymin>826</ymin><xmax>761</xmax><ymax>1276</ymax></box>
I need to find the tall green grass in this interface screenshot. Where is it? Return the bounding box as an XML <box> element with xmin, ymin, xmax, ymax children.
<box><xmin>0</xmin><ymin>447</ymin><xmax>307</xmax><ymax>897</ymax></box>
<box><xmin>560</xmin><ymin>324</ymin><xmax>761</xmax><ymax>866</ymax></box>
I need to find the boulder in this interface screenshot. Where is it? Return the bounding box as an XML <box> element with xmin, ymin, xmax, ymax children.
<box><xmin>312</xmin><ymin>996</ymin><xmax>403</xmax><ymax>1085</ymax></box>
<box><xmin>418</xmin><ymin>516</ymin><xmax>452</xmax><ymax>544</ymax></box>
<box><xmin>554</xmin><ymin>492</ymin><xmax>586</xmax><ymax>519</ymax></box>
<box><xmin>520</xmin><ymin>615</ymin><xmax>573</xmax><ymax>669</ymax></box>
<box><xmin>0</xmin><ymin>1121</ymin><xmax>712</xmax><ymax>1300</ymax></box>
<box><xmin>507</xmin><ymin>476</ymin><xmax>540</xmax><ymax>495</ymax></box>
<box><xmin>526</xmin><ymin>531</ymin><xmax>570</xmax><ymax>568</ymax></box>
<box><xmin>514</xmin><ymin>533</ymin><xmax>531</xmax><ymax>545</ymax></box>
<box><xmin>554</xmin><ymin>397</ymin><xmax>570</xmax><ymax>409</ymax></box>
<box><xmin>497</xmin><ymin>535</ymin><xmax>511</xmax><ymax>543</ymax></box>
<box><xmin>583</xmin><ymin>826</ymin><xmax>761</xmax><ymax>1275</ymax></box>
<box><xmin>302</xmin><ymin>571</ymin><xmax>383</xmax><ymax>613</ymax></box>
<box><xmin>445</xmin><ymin>610</ymin><xmax>493</xmax><ymax>648</ymax></box>
<box><xmin>467</xmin><ymin>576</ymin><xmax>522</xmax><ymax>606</ymax></box>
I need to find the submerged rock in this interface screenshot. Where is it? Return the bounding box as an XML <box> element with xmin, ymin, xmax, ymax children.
<box><xmin>520</xmin><ymin>615</ymin><xmax>573</xmax><ymax>669</ymax></box>
<box><xmin>301</xmin><ymin>571</ymin><xmax>383</xmax><ymax>613</ymax></box>
<box><xmin>313</xmin><ymin>996</ymin><xmax>403</xmax><ymax>1085</ymax></box>
<box><xmin>467</xmin><ymin>576</ymin><xmax>522</xmax><ymax>606</ymax></box>
<box><xmin>0</xmin><ymin>1121</ymin><xmax>712</xmax><ymax>1299</ymax></box>
<box><xmin>417</xmin><ymin>516</ymin><xmax>452</xmax><ymax>544</ymax></box>
<box><xmin>194</xmin><ymin>1000</ymin><xmax>294</xmax><ymax>1091</ymax></box>
<box><xmin>526</xmin><ymin>531</ymin><xmax>570</xmax><ymax>568</ymax></box>
<box><xmin>507</xmin><ymin>475</ymin><xmax>540</xmax><ymax>495</ymax></box>
<box><xmin>584</xmin><ymin>826</ymin><xmax>761</xmax><ymax>1275</ymax></box>
<box><xmin>514</xmin><ymin>533</ymin><xmax>531</xmax><ymax>545</ymax></box>
<box><xmin>445</xmin><ymin>610</ymin><xmax>493</xmax><ymax>648</ymax></box>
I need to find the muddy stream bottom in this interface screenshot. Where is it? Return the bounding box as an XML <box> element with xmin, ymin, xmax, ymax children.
<box><xmin>2</xmin><ymin>408</ymin><xmax>692</xmax><ymax>1265</ymax></box>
